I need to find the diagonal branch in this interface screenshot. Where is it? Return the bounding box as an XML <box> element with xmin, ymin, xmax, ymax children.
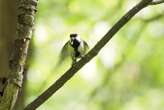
<box><xmin>24</xmin><ymin>0</ymin><xmax>159</xmax><ymax>110</ymax></box>
<box><xmin>89</xmin><ymin>13</ymin><xmax>164</xmax><ymax>100</ymax></box>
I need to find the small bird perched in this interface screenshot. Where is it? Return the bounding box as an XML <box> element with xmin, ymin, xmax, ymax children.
<box><xmin>59</xmin><ymin>33</ymin><xmax>89</xmax><ymax>66</ymax></box>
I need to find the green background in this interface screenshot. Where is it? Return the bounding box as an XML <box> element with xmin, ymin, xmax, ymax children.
<box><xmin>26</xmin><ymin>0</ymin><xmax>164</xmax><ymax>110</ymax></box>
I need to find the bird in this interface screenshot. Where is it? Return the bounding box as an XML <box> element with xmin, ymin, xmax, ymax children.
<box><xmin>59</xmin><ymin>33</ymin><xmax>89</xmax><ymax>66</ymax></box>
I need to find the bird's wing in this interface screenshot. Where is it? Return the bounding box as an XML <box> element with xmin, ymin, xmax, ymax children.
<box><xmin>83</xmin><ymin>40</ymin><xmax>89</xmax><ymax>52</ymax></box>
<box><xmin>61</xmin><ymin>41</ymin><xmax>71</xmax><ymax>60</ymax></box>
<box><xmin>56</xmin><ymin>41</ymin><xmax>73</xmax><ymax>66</ymax></box>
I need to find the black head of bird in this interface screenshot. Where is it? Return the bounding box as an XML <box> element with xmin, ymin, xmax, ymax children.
<box><xmin>59</xmin><ymin>33</ymin><xmax>89</xmax><ymax>66</ymax></box>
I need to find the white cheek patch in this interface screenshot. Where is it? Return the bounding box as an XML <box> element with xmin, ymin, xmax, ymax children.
<box><xmin>78</xmin><ymin>42</ymin><xmax>84</xmax><ymax>55</ymax></box>
<box><xmin>76</xmin><ymin>36</ymin><xmax>81</xmax><ymax>42</ymax></box>
<box><xmin>70</xmin><ymin>37</ymin><xmax>75</xmax><ymax>44</ymax></box>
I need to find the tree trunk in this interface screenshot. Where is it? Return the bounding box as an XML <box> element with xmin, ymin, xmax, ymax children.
<box><xmin>0</xmin><ymin>0</ymin><xmax>16</xmax><ymax>78</ymax></box>
<box><xmin>0</xmin><ymin>0</ymin><xmax>38</xmax><ymax>109</ymax></box>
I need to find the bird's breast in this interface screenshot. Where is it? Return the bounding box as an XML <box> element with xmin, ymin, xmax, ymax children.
<box><xmin>71</xmin><ymin>39</ymin><xmax>80</xmax><ymax>50</ymax></box>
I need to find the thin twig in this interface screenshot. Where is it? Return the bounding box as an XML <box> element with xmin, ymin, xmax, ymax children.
<box><xmin>140</xmin><ymin>13</ymin><xmax>164</xmax><ymax>22</ymax></box>
<box><xmin>149</xmin><ymin>0</ymin><xmax>164</xmax><ymax>5</ymax></box>
<box><xmin>24</xmin><ymin>0</ymin><xmax>159</xmax><ymax>110</ymax></box>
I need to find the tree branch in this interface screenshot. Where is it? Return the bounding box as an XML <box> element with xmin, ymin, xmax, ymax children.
<box><xmin>24</xmin><ymin>0</ymin><xmax>156</xmax><ymax>110</ymax></box>
<box><xmin>150</xmin><ymin>0</ymin><xmax>164</xmax><ymax>5</ymax></box>
<box><xmin>89</xmin><ymin>13</ymin><xmax>164</xmax><ymax>99</ymax></box>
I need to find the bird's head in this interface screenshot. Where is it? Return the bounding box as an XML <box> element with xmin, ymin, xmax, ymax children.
<box><xmin>70</xmin><ymin>33</ymin><xmax>81</xmax><ymax>44</ymax></box>
<box><xmin>70</xmin><ymin>33</ymin><xmax>78</xmax><ymax>39</ymax></box>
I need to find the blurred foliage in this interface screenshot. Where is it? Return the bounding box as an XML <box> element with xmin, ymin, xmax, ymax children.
<box><xmin>25</xmin><ymin>0</ymin><xmax>164</xmax><ymax>110</ymax></box>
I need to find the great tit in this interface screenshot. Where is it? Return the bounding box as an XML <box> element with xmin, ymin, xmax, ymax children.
<box><xmin>59</xmin><ymin>33</ymin><xmax>89</xmax><ymax>66</ymax></box>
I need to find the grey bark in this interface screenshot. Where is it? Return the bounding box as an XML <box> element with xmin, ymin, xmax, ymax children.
<box><xmin>0</xmin><ymin>0</ymin><xmax>38</xmax><ymax>110</ymax></box>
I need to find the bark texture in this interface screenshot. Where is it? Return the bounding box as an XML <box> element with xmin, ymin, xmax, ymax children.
<box><xmin>0</xmin><ymin>0</ymin><xmax>38</xmax><ymax>110</ymax></box>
